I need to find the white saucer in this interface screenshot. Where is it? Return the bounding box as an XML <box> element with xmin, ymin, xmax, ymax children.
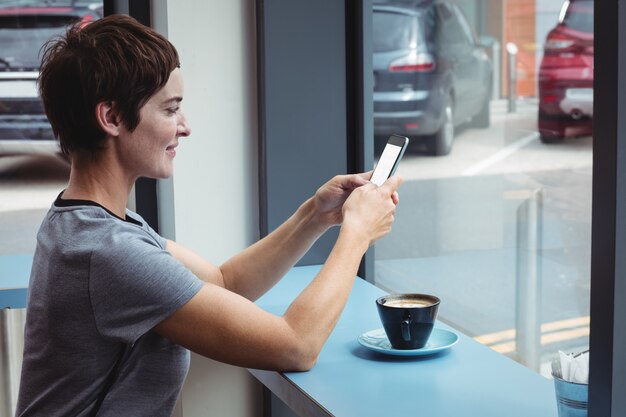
<box><xmin>357</xmin><ymin>327</ymin><xmax>459</xmax><ymax>356</ymax></box>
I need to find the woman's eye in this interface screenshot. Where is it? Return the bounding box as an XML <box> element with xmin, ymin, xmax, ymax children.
<box><xmin>167</xmin><ymin>107</ymin><xmax>179</xmax><ymax>115</ymax></box>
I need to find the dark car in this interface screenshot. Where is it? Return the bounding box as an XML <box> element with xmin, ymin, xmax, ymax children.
<box><xmin>373</xmin><ymin>0</ymin><xmax>492</xmax><ymax>156</ymax></box>
<box><xmin>0</xmin><ymin>2</ymin><xmax>101</xmax><ymax>155</ymax></box>
<box><xmin>538</xmin><ymin>0</ymin><xmax>593</xmax><ymax>143</ymax></box>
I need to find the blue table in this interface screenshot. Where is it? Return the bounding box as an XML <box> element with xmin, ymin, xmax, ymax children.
<box><xmin>249</xmin><ymin>265</ymin><xmax>558</xmax><ymax>417</ymax></box>
<box><xmin>0</xmin><ymin>254</ymin><xmax>32</xmax><ymax>309</ymax></box>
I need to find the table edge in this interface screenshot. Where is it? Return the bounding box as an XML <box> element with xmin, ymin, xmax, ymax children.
<box><xmin>248</xmin><ymin>368</ymin><xmax>333</xmax><ymax>417</ymax></box>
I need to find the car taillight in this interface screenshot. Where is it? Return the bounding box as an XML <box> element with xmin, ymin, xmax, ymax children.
<box><xmin>389</xmin><ymin>53</ymin><xmax>436</xmax><ymax>72</ymax></box>
<box><xmin>544</xmin><ymin>31</ymin><xmax>576</xmax><ymax>52</ymax></box>
<box><xmin>79</xmin><ymin>15</ymin><xmax>94</xmax><ymax>29</ymax></box>
<box><xmin>542</xmin><ymin>94</ymin><xmax>559</xmax><ymax>103</ymax></box>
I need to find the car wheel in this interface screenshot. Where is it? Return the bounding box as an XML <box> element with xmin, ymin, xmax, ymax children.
<box><xmin>540</xmin><ymin>134</ymin><xmax>564</xmax><ymax>144</ymax></box>
<box><xmin>538</xmin><ymin>110</ymin><xmax>565</xmax><ymax>144</ymax></box>
<box><xmin>472</xmin><ymin>94</ymin><xmax>491</xmax><ymax>128</ymax></box>
<box><xmin>428</xmin><ymin>95</ymin><xmax>454</xmax><ymax>156</ymax></box>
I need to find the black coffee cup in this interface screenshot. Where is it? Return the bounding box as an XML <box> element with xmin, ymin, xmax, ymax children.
<box><xmin>376</xmin><ymin>294</ymin><xmax>440</xmax><ymax>349</ymax></box>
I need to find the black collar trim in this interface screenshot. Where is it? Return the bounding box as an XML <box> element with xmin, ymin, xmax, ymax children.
<box><xmin>54</xmin><ymin>191</ymin><xmax>143</xmax><ymax>226</ymax></box>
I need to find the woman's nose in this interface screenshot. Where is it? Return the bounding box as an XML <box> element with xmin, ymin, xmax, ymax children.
<box><xmin>178</xmin><ymin>112</ymin><xmax>191</xmax><ymax>137</ymax></box>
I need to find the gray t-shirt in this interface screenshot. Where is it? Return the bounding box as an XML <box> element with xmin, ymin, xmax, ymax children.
<box><xmin>16</xmin><ymin>196</ymin><xmax>204</xmax><ymax>417</ymax></box>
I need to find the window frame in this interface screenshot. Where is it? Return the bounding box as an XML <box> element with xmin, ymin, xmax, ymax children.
<box><xmin>588</xmin><ymin>1</ymin><xmax>625</xmax><ymax>416</ymax></box>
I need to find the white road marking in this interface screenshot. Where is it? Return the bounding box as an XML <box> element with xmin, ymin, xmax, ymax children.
<box><xmin>460</xmin><ymin>132</ymin><xmax>539</xmax><ymax>177</ymax></box>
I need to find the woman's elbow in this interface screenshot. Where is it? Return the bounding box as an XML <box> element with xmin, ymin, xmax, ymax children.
<box><xmin>294</xmin><ymin>350</ymin><xmax>318</xmax><ymax>372</ymax></box>
<box><xmin>281</xmin><ymin>339</ymin><xmax>319</xmax><ymax>372</ymax></box>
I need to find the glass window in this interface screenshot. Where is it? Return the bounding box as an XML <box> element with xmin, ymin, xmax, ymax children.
<box><xmin>561</xmin><ymin>0</ymin><xmax>593</xmax><ymax>34</ymax></box>
<box><xmin>436</xmin><ymin>3</ymin><xmax>472</xmax><ymax>47</ymax></box>
<box><xmin>451</xmin><ymin>4</ymin><xmax>476</xmax><ymax>45</ymax></box>
<box><xmin>0</xmin><ymin>1</ymin><xmax>102</xmax><ymax>256</ymax></box>
<box><xmin>372</xmin><ymin>0</ymin><xmax>593</xmax><ymax>377</ymax></box>
<box><xmin>373</xmin><ymin>12</ymin><xmax>418</xmax><ymax>52</ymax></box>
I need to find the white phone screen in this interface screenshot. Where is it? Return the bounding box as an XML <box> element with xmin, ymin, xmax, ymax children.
<box><xmin>370</xmin><ymin>143</ymin><xmax>403</xmax><ymax>186</ymax></box>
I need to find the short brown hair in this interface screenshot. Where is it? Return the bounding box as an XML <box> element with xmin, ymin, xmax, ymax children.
<box><xmin>38</xmin><ymin>14</ymin><xmax>180</xmax><ymax>155</ymax></box>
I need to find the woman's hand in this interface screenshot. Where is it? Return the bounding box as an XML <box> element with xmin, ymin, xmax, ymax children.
<box><xmin>340</xmin><ymin>175</ymin><xmax>403</xmax><ymax>246</ymax></box>
<box><xmin>312</xmin><ymin>172</ymin><xmax>372</xmax><ymax>228</ymax></box>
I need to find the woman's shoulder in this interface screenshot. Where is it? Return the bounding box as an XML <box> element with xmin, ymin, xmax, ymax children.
<box><xmin>48</xmin><ymin>203</ymin><xmax>166</xmax><ymax>251</ymax></box>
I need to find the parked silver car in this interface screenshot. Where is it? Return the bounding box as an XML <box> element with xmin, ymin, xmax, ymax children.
<box><xmin>0</xmin><ymin>2</ymin><xmax>101</xmax><ymax>155</ymax></box>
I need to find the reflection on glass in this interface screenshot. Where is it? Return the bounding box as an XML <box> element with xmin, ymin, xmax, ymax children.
<box><xmin>538</xmin><ymin>0</ymin><xmax>593</xmax><ymax>142</ymax></box>
<box><xmin>0</xmin><ymin>1</ymin><xmax>102</xmax><ymax>256</ymax></box>
<box><xmin>0</xmin><ymin>1</ymin><xmax>102</xmax><ymax>151</ymax></box>
<box><xmin>373</xmin><ymin>1</ymin><xmax>492</xmax><ymax>156</ymax></box>
<box><xmin>372</xmin><ymin>0</ymin><xmax>593</xmax><ymax>377</ymax></box>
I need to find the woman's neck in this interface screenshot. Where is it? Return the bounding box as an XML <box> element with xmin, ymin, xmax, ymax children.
<box><xmin>62</xmin><ymin>153</ymin><xmax>136</xmax><ymax>219</ymax></box>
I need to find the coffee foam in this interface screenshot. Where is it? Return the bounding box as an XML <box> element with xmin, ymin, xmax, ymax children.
<box><xmin>385</xmin><ymin>299</ymin><xmax>432</xmax><ymax>308</ymax></box>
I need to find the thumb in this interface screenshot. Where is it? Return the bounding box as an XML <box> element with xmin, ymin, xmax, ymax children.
<box><xmin>380</xmin><ymin>175</ymin><xmax>403</xmax><ymax>194</ymax></box>
<box><xmin>347</xmin><ymin>172</ymin><xmax>370</xmax><ymax>188</ymax></box>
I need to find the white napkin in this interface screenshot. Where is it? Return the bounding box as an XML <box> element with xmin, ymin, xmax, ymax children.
<box><xmin>557</xmin><ymin>350</ymin><xmax>589</xmax><ymax>384</ymax></box>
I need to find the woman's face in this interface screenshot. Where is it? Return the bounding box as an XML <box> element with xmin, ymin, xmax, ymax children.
<box><xmin>116</xmin><ymin>68</ymin><xmax>191</xmax><ymax>180</ymax></box>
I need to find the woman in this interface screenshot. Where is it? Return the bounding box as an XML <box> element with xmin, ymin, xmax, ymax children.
<box><xmin>16</xmin><ymin>14</ymin><xmax>402</xmax><ymax>417</ymax></box>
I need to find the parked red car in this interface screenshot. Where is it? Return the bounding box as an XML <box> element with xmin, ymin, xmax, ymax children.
<box><xmin>537</xmin><ymin>0</ymin><xmax>593</xmax><ymax>143</ymax></box>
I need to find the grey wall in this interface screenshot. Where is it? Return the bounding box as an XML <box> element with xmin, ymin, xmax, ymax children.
<box><xmin>258</xmin><ymin>0</ymin><xmax>348</xmax><ymax>265</ymax></box>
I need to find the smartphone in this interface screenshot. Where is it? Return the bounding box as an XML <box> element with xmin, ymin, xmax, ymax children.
<box><xmin>370</xmin><ymin>134</ymin><xmax>409</xmax><ymax>186</ymax></box>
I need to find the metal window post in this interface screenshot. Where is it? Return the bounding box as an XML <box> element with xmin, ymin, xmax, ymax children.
<box><xmin>515</xmin><ymin>189</ymin><xmax>543</xmax><ymax>372</ymax></box>
<box><xmin>0</xmin><ymin>308</ymin><xmax>26</xmax><ymax>417</ymax></box>
<box><xmin>506</xmin><ymin>42</ymin><xmax>518</xmax><ymax>113</ymax></box>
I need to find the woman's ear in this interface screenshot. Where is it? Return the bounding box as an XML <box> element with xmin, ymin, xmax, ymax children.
<box><xmin>94</xmin><ymin>101</ymin><xmax>121</xmax><ymax>136</ymax></box>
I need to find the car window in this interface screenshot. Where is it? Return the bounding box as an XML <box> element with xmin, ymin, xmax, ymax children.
<box><xmin>562</xmin><ymin>0</ymin><xmax>593</xmax><ymax>33</ymax></box>
<box><xmin>435</xmin><ymin>3</ymin><xmax>471</xmax><ymax>48</ymax></box>
<box><xmin>451</xmin><ymin>4</ymin><xmax>475</xmax><ymax>46</ymax></box>
<box><xmin>0</xmin><ymin>14</ymin><xmax>80</xmax><ymax>70</ymax></box>
<box><xmin>420</xmin><ymin>5</ymin><xmax>437</xmax><ymax>44</ymax></box>
<box><xmin>373</xmin><ymin>11</ymin><xmax>419</xmax><ymax>52</ymax></box>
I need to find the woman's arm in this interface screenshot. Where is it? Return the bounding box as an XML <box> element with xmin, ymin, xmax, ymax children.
<box><xmin>166</xmin><ymin>240</ymin><xmax>226</xmax><ymax>287</ymax></box>
<box><xmin>166</xmin><ymin>196</ymin><xmax>327</xmax><ymax>297</ymax></box>
<box><xmin>154</xmin><ymin>176</ymin><xmax>402</xmax><ymax>371</ymax></box>
<box><xmin>168</xmin><ymin>173</ymin><xmax>379</xmax><ymax>301</ymax></box>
